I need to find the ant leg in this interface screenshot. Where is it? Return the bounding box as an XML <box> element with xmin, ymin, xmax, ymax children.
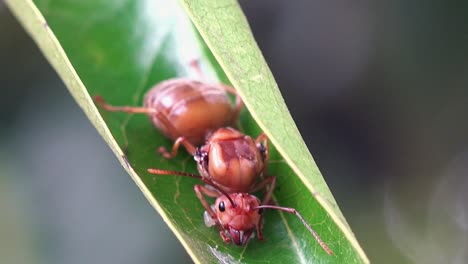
<box><xmin>250</xmin><ymin>176</ymin><xmax>277</xmax><ymax>242</ymax></box>
<box><xmin>189</xmin><ymin>59</ymin><xmax>243</xmax><ymax>125</ymax></box>
<box><xmin>94</xmin><ymin>95</ymin><xmax>182</xmax><ymax>142</ymax></box>
<box><xmin>249</xmin><ymin>176</ymin><xmax>277</xmax><ymax>203</ymax></box>
<box><xmin>189</xmin><ymin>59</ymin><xmax>204</xmax><ymax>79</ymax></box>
<box><xmin>194</xmin><ymin>184</ymin><xmax>221</xmax><ymax>198</ymax></box>
<box><xmin>252</xmin><ymin>175</ymin><xmax>276</xmax><ymax>242</ymax></box>
<box><xmin>231</xmin><ymin>93</ymin><xmax>243</xmax><ymax>126</ymax></box>
<box><xmin>95</xmin><ymin>95</ymin><xmax>156</xmax><ymax>153</ymax></box>
<box><xmin>254</xmin><ymin>204</ymin><xmax>334</xmax><ymax>256</ymax></box>
<box><xmin>194</xmin><ymin>184</ymin><xmax>231</xmax><ymax>243</ymax></box>
<box><xmin>153</xmin><ymin>112</ymin><xmax>196</xmax><ymax>156</ymax></box>
<box><xmin>253</xmin><ymin>132</ymin><xmax>272</xmax><ymax>206</ymax></box>
<box><xmin>158</xmin><ymin>136</ymin><xmax>196</xmax><ymax>159</ymax></box>
<box><xmin>255</xmin><ymin>133</ymin><xmax>269</xmax><ymax>176</ymax></box>
<box><xmin>147</xmin><ymin>168</ymin><xmax>236</xmax><ymax>207</ymax></box>
<box><xmin>94</xmin><ymin>96</ymin><xmax>156</xmax><ymax>114</ymax></box>
<box><xmin>261</xmin><ymin>176</ymin><xmax>276</xmax><ymax>206</ymax></box>
<box><xmin>218</xmin><ymin>84</ymin><xmax>243</xmax><ymax>126</ymax></box>
<box><xmin>256</xmin><ymin>219</ymin><xmax>264</xmax><ymax>241</ymax></box>
<box><xmin>95</xmin><ymin>96</ymin><xmax>196</xmax><ymax>156</ymax></box>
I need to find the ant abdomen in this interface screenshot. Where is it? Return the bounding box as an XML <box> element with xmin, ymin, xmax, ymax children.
<box><xmin>144</xmin><ymin>78</ymin><xmax>235</xmax><ymax>145</ymax></box>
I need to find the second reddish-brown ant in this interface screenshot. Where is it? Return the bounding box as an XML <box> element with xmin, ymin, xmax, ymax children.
<box><xmin>94</xmin><ymin>60</ymin><xmax>242</xmax><ymax>147</ymax></box>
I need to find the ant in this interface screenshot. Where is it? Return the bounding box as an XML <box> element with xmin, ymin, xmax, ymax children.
<box><xmin>146</xmin><ymin>168</ymin><xmax>333</xmax><ymax>255</ymax></box>
<box><xmin>94</xmin><ymin>60</ymin><xmax>242</xmax><ymax>147</ymax></box>
<box><xmin>94</xmin><ymin>60</ymin><xmax>333</xmax><ymax>255</ymax></box>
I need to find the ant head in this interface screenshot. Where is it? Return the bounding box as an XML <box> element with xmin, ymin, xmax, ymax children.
<box><xmin>214</xmin><ymin>193</ymin><xmax>262</xmax><ymax>246</ymax></box>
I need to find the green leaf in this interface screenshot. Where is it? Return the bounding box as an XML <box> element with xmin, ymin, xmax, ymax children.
<box><xmin>6</xmin><ymin>0</ymin><xmax>368</xmax><ymax>263</ymax></box>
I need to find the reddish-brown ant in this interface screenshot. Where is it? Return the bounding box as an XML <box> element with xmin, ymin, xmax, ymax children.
<box><xmin>147</xmin><ymin>168</ymin><xmax>333</xmax><ymax>255</ymax></box>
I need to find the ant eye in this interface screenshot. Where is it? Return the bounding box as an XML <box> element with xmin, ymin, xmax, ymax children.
<box><xmin>258</xmin><ymin>208</ymin><xmax>263</xmax><ymax>215</ymax></box>
<box><xmin>218</xmin><ymin>201</ymin><xmax>226</xmax><ymax>212</ymax></box>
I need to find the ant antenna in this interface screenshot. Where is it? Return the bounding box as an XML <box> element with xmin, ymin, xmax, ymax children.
<box><xmin>147</xmin><ymin>169</ymin><xmax>236</xmax><ymax>207</ymax></box>
<box><xmin>254</xmin><ymin>205</ymin><xmax>333</xmax><ymax>256</ymax></box>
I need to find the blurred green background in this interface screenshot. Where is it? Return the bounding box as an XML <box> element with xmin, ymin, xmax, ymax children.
<box><xmin>1</xmin><ymin>1</ymin><xmax>467</xmax><ymax>263</ymax></box>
